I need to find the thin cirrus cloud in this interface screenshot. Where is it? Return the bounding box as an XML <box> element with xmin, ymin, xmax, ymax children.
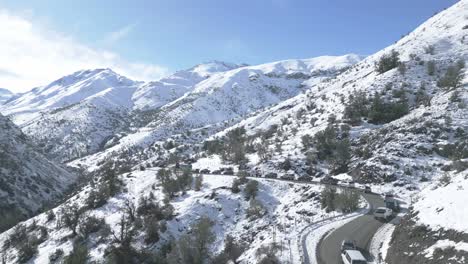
<box><xmin>102</xmin><ymin>23</ymin><xmax>138</xmax><ymax>45</ymax></box>
<box><xmin>0</xmin><ymin>10</ymin><xmax>169</xmax><ymax>93</ymax></box>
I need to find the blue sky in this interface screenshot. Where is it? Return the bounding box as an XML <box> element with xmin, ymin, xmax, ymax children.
<box><xmin>0</xmin><ymin>0</ymin><xmax>458</xmax><ymax>91</ymax></box>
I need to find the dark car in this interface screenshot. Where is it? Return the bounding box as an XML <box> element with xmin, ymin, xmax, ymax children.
<box><xmin>320</xmin><ymin>177</ymin><xmax>338</xmax><ymax>185</ymax></box>
<box><xmin>280</xmin><ymin>174</ymin><xmax>295</xmax><ymax>180</ymax></box>
<box><xmin>200</xmin><ymin>169</ymin><xmax>211</xmax><ymax>174</ymax></box>
<box><xmin>222</xmin><ymin>168</ymin><xmax>234</xmax><ymax>175</ymax></box>
<box><xmin>297</xmin><ymin>175</ymin><xmax>313</xmax><ymax>182</ymax></box>
<box><xmin>341</xmin><ymin>240</ymin><xmax>357</xmax><ymax>252</ymax></box>
<box><xmin>364</xmin><ymin>186</ymin><xmax>372</xmax><ymax>193</ymax></box>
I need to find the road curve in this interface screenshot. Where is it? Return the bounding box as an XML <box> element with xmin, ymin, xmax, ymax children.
<box><xmin>317</xmin><ymin>193</ymin><xmax>386</xmax><ymax>264</ymax></box>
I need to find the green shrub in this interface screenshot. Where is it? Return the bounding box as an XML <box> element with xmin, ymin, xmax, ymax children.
<box><xmin>320</xmin><ymin>186</ymin><xmax>337</xmax><ymax>212</ymax></box>
<box><xmin>46</xmin><ymin>210</ymin><xmax>56</xmax><ymax>222</ymax></box>
<box><xmin>398</xmin><ymin>63</ymin><xmax>407</xmax><ymax>75</ymax></box>
<box><xmin>64</xmin><ymin>242</ymin><xmax>88</xmax><ymax>264</ymax></box>
<box><xmin>212</xmin><ymin>235</ymin><xmax>246</xmax><ymax>263</ymax></box>
<box><xmin>17</xmin><ymin>240</ymin><xmax>38</xmax><ymax>263</ymax></box>
<box><xmin>368</xmin><ymin>94</ymin><xmax>408</xmax><ymax>124</ymax></box>
<box><xmin>60</xmin><ymin>204</ymin><xmax>83</xmax><ymax>236</ymax></box>
<box><xmin>231</xmin><ymin>178</ymin><xmax>241</xmax><ymax>193</ymax></box>
<box><xmin>49</xmin><ymin>248</ymin><xmax>64</xmax><ymax>263</ymax></box>
<box><xmin>424</xmin><ymin>45</ymin><xmax>435</xmax><ymax>55</ymax></box>
<box><xmin>245</xmin><ymin>180</ymin><xmax>259</xmax><ymax>200</ymax></box>
<box><xmin>194</xmin><ymin>174</ymin><xmax>203</xmax><ymax>191</ymax></box>
<box><xmin>343</xmin><ymin>90</ymin><xmax>369</xmax><ymax>125</ymax></box>
<box><xmin>246</xmin><ymin>199</ymin><xmax>267</xmax><ymax>219</ymax></box>
<box><xmin>143</xmin><ymin>216</ymin><xmax>161</xmax><ymax>244</ymax></box>
<box><xmin>375</xmin><ymin>50</ymin><xmax>400</xmax><ymax>74</ymax></box>
<box><xmin>427</xmin><ymin>60</ymin><xmax>436</xmax><ymax>75</ymax></box>
<box><xmin>78</xmin><ymin>215</ymin><xmax>106</xmax><ymax>238</ymax></box>
<box><xmin>336</xmin><ymin>189</ymin><xmax>360</xmax><ymax>213</ymax></box>
<box><xmin>437</xmin><ymin>60</ymin><xmax>465</xmax><ymax>89</ymax></box>
<box><xmin>439</xmin><ymin>173</ymin><xmax>451</xmax><ymax>187</ymax></box>
<box><xmin>173</xmin><ymin>217</ymin><xmax>215</xmax><ymax>264</ymax></box>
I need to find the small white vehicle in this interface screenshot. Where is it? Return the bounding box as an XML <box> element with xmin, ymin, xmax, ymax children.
<box><xmin>342</xmin><ymin>249</ymin><xmax>367</xmax><ymax>264</ymax></box>
<box><xmin>374</xmin><ymin>207</ymin><xmax>393</xmax><ymax>221</ymax></box>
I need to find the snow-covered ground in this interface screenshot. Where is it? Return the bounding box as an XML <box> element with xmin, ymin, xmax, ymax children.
<box><xmin>414</xmin><ymin>170</ymin><xmax>468</xmax><ymax>233</ymax></box>
<box><xmin>424</xmin><ymin>239</ymin><xmax>468</xmax><ymax>259</ymax></box>
<box><xmin>0</xmin><ymin>171</ymin><xmax>333</xmax><ymax>264</ymax></box>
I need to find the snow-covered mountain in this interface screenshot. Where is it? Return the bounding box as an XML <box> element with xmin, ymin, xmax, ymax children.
<box><xmin>0</xmin><ymin>88</ymin><xmax>14</xmax><ymax>104</ymax></box>
<box><xmin>132</xmin><ymin>61</ymin><xmax>245</xmax><ymax>110</ymax></box>
<box><xmin>1</xmin><ymin>56</ymin><xmax>360</xmax><ymax>163</ymax></box>
<box><xmin>0</xmin><ymin>1</ymin><xmax>466</xmax><ymax>263</ymax></box>
<box><xmin>0</xmin><ymin>69</ymin><xmax>141</xmax><ymax>161</ymax></box>
<box><xmin>209</xmin><ymin>0</ymin><xmax>467</xmax><ymax>183</ymax></box>
<box><xmin>0</xmin><ymin>113</ymin><xmax>74</xmax><ymax>232</ymax></box>
<box><xmin>72</xmin><ymin>54</ymin><xmax>361</xmax><ymax>168</ymax></box>
<box><xmin>198</xmin><ymin>1</ymin><xmax>467</xmax><ymax>263</ymax></box>
<box><xmin>1</xmin><ymin>68</ymin><xmax>139</xmax><ymax>125</ymax></box>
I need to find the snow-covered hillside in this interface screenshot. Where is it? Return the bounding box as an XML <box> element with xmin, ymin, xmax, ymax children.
<box><xmin>2</xmin><ymin>69</ymin><xmax>139</xmax><ymax>125</ymax></box>
<box><xmin>206</xmin><ymin>0</ymin><xmax>467</xmax><ymax>184</ymax></box>
<box><xmin>0</xmin><ymin>170</ymin><xmax>337</xmax><ymax>264</ymax></box>
<box><xmin>4</xmin><ymin>57</ymin><xmax>362</xmax><ymax>162</ymax></box>
<box><xmin>70</xmin><ymin>55</ymin><xmax>361</xmax><ymax>169</ymax></box>
<box><xmin>0</xmin><ymin>1</ymin><xmax>466</xmax><ymax>263</ymax></box>
<box><xmin>0</xmin><ymin>114</ymin><xmax>74</xmax><ymax>232</ymax></box>
<box><xmin>0</xmin><ymin>88</ymin><xmax>13</xmax><ymax>104</ymax></box>
<box><xmin>0</xmin><ymin>69</ymin><xmax>141</xmax><ymax>161</ymax></box>
<box><xmin>132</xmin><ymin>61</ymin><xmax>244</xmax><ymax>110</ymax></box>
<box><xmin>387</xmin><ymin>169</ymin><xmax>468</xmax><ymax>264</ymax></box>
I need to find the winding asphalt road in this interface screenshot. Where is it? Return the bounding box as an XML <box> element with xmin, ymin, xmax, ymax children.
<box><xmin>317</xmin><ymin>193</ymin><xmax>386</xmax><ymax>264</ymax></box>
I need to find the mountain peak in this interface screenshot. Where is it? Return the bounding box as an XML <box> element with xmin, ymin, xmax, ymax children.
<box><xmin>187</xmin><ymin>60</ymin><xmax>245</xmax><ymax>77</ymax></box>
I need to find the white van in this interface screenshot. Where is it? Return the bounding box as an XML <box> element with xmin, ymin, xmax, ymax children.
<box><xmin>374</xmin><ymin>207</ymin><xmax>393</xmax><ymax>221</ymax></box>
<box><xmin>342</xmin><ymin>249</ymin><xmax>367</xmax><ymax>264</ymax></box>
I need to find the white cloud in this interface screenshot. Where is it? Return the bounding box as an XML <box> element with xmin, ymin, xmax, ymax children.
<box><xmin>0</xmin><ymin>10</ymin><xmax>170</xmax><ymax>93</ymax></box>
<box><xmin>103</xmin><ymin>23</ymin><xmax>137</xmax><ymax>45</ymax></box>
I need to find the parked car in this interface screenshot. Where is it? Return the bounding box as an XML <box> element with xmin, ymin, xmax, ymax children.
<box><xmin>340</xmin><ymin>180</ymin><xmax>355</xmax><ymax>188</ymax></box>
<box><xmin>341</xmin><ymin>240</ymin><xmax>357</xmax><ymax>252</ymax></box>
<box><xmin>212</xmin><ymin>169</ymin><xmax>221</xmax><ymax>175</ymax></box>
<box><xmin>374</xmin><ymin>207</ymin><xmax>393</xmax><ymax>221</ymax></box>
<box><xmin>250</xmin><ymin>170</ymin><xmax>261</xmax><ymax>177</ymax></box>
<box><xmin>320</xmin><ymin>177</ymin><xmax>338</xmax><ymax>185</ymax></box>
<box><xmin>200</xmin><ymin>169</ymin><xmax>210</xmax><ymax>174</ymax></box>
<box><xmin>222</xmin><ymin>168</ymin><xmax>234</xmax><ymax>175</ymax></box>
<box><xmin>342</xmin><ymin>250</ymin><xmax>367</xmax><ymax>264</ymax></box>
<box><xmin>363</xmin><ymin>186</ymin><xmax>372</xmax><ymax>193</ymax></box>
<box><xmin>280</xmin><ymin>174</ymin><xmax>295</xmax><ymax>180</ymax></box>
<box><xmin>297</xmin><ymin>175</ymin><xmax>313</xmax><ymax>182</ymax></box>
<box><xmin>265</xmin><ymin>172</ymin><xmax>278</xmax><ymax>179</ymax></box>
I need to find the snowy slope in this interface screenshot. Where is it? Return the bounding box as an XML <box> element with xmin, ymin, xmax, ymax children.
<box><xmin>0</xmin><ymin>63</ymin><xmax>244</xmax><ymax>161</ymax></box>
<box><xmin>414</xmin><ymin>170</ymin><xmax>468</xmax><ymax>233</ymax></box>
<box><xmin>72</xmin><ymin>55</ymin><xmax>361</xmax><ymax>169</ymax></box>
<box><xmin>0</xmin><ymin>69</ymin><xmax>141</xmax><ymax>161</ymax></box>
<box><xmin>1</xmin><ymin>68</ymin><xmax>139</xmax><ymax>125</ymax></box>
<box><xmin>0</xmin><ymin>170</ymin><xmax>331</xmax><ymax>264</ymax></box>
<box><xmin>0</xmin><ymin>88</ymin><xmax>14</xmax><ymax>104</ymax></box>
<box><xmin>132</xmin><ymin>61</ymin><xmax>244</xmax><ymax>110</ymax></box>
<box><xmin>0</xmin><ymin>113</ymin><xmax>74</xmax><ymax>231</ymax></box>
<box><xmin>208</xmin><ymin>0</ymin><xmax>467</xmax><ymax>183</ymax></box>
